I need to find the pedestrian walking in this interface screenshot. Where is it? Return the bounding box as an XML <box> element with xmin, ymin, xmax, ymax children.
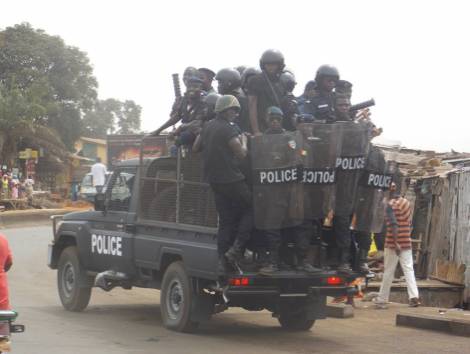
<box><xmin>374</xmin><ymin>182</ymin><xmax>420</xmax><ymax>308</ymax></box>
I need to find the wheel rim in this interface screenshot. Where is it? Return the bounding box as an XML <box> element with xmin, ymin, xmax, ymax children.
<box><xmin>166</xmin><ymin>279</ymin><xmax>184</xmax><ymax>320</ymax></box>
<box><xmin>61</xmin><ymin>261</ymin><xmax>76</xmax><ymax>298</ymax></box>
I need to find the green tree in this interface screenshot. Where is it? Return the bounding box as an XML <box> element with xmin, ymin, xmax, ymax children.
<box><xmin>0</xmin><ymin>23</ymin><xmax>97</xmax><ymax>148</ymax></box>
<box><xmin>82</xmin><ymin>98</ymin><xmax>141</xmax><ymax>138</ymax></box>
<box><xmin>117</xmin><ymin>100</ymin><xmax>141</xmax><ymax>134</ymax></box>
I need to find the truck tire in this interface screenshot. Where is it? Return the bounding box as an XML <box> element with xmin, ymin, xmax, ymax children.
<box><xmin>57</xmin><ymin>246</ymin><xmax>92</xmax><ymax>312</ymax></box>
<box><xmin>278</xmin><ymin>312</ymin><xmax>315</xmax><ymax>331</ymax></box>
<box><xmin>160</xmin><ymin>261</ymin><xmax>199</xmax><ymax>333</ymax></box>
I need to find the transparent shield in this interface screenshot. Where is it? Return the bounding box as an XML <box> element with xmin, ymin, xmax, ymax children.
<box><xmin>334</xmin><ymin>122</ymin><xmax>370</xmax><ymax>216</ymax></box>
<box><xmin>299</xmin><ymin>123</ymin><xmax>342</xmax><ymax>219</ymax></box>
<box><xmin>354</xmin><ymin>144</ymin><xmax>399</xmax><ymax>233</ymax></box>
<box><xmin>251</xmin><ymin>132</ymin><xmax>303</xmax><ymax>230</ymax></box>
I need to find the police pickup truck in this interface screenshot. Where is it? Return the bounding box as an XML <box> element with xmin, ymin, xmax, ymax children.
<box><xmin>47</xmin><ymin>136</ymin><xmax>357</xmax><ymax>333</ymax></box>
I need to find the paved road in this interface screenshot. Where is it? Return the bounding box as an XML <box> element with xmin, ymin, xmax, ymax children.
<box><xmin>3</xmin><ymin>225</ymin><xmax>469</xmax><ymax>354</ymax></box>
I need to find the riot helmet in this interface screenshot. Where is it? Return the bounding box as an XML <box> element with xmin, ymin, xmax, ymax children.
<box><xmin>241</xmin><ymin>67</ymin><xmax>261</xmax><ymax>89</ymax></box>
<box><xmin>215</xmin><ymin>68</ymin><xmax>242</xmax><ymax>94</ymax></box>
<box><xmin>280</xmin><ymin>71</ymin><xmax>297</xmax><ymax>93</ymax></box>
<box><xmin>259</xmin><ymin>49</ymin><xmax>285</xmax><ymax>72</ymax></box>
<box><xmin>315</xmin><ymin>65</ymin><xmax>340</xmax><ymax>93</ymax></box>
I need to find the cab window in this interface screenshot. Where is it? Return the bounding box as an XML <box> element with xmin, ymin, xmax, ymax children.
<box><xmin>107</xmin><ymin>169</ymin><xmax>136</xmax><ymax>211</ymax></box>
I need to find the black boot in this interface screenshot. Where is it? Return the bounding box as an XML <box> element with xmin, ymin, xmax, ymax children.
<box><xmin>296</xmin><ymin>258</ymin><xmax>322</xmax><ymax>273</ymax></box>
<box><xmin>258</xmin><ymin>251</ymin><xmax>280</xmax><ymax>276</ymax></box>
<box><xmin>358</xmin><ymin>249</ymin><xmax>370</xmax><ymax>273</ymax></box>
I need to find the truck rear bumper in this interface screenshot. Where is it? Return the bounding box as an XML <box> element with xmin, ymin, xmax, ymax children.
<box><xmin>226</xmin><ymin>285</ymin><xmax>357</xmax><ymax>298</ymax></box>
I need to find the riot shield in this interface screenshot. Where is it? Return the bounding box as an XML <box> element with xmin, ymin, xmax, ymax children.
<box><xmin>334</xmin><ymin>122</ymin><xmax>370</xmax><ymax>216</ymax></box>
<box><xmin>354</xmin><ymin>145</ymin><xmax>399</xmax><ymax>233</ymax></box>
<box><xmin>299</xmin><ymin>123</ymin><xmax>342</xmax><ymax>219</ymax></box>
<box><xmin>251</xmin><ymin>132</ymin><xmax>303</xmax><ymax>230</ymax></box>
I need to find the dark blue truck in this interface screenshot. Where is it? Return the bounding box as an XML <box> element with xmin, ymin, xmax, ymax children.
<box><xmin>47</xmin><ymin>147</ymin><xmax>357</xmax><ymax>333</ymax></box>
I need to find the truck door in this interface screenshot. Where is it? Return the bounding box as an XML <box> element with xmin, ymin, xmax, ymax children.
<box><xmin>89</xmin><ymin>168</ymin><xmax>136</xmax><ymax>274</ymax></box>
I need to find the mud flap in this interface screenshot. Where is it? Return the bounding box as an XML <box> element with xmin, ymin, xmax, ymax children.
<box><xmin>190</xmin><ymin>292</ymin><xmax>214</xmax><ymax>323</ymax></box>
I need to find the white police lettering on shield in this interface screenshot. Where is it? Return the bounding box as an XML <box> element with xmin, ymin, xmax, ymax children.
<box><xmin>259</xmin><ymin>168</ymin><xmax>298</xmax><ymax>184</ymax></box>
<box><xmin>367</xmin><ymin>173</ymin><xmax>392</xmax><ymax>188</ymax></box>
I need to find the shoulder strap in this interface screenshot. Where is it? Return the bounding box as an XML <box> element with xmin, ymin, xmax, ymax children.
<box><xmin>263</xmin><ymin>72</ymin><xmax>282</xmax><ymax>107</ymax></box>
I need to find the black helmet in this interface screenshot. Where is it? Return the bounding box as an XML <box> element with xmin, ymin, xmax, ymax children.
<box><xmin>336</xmin><ymin>80</ymin><xmax>353</xmax><ymax>97</ymax></box>
<box><xmin>280</xmin><ymin>71</ymin><xmax>297</xmax><ymax>92</ymax></box>
<box><xmin>204</xmin><ymin>92</ymin><xmax>222</xmax><ymax>108</ymax></box>
<box><xmin>215</xmin><ymin>68</ymin><xmax>242</xmax><ymax>94</ymax></box>
<box><xmin>259</xmin><ymin>49</ymin><xmax>285</xmax><ymax>71</ymax></box>
<box><xmin>241</xmin><ymin>67</ymin><xmax>261</xmax><ymax>88</ymax></box>
<box><xmin>315</xmin><ymin>65</ymin><xmax>340</xmax><ymax>80</ymax></box>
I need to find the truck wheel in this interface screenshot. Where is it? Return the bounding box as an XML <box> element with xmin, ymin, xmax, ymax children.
<box><xmin>160</xmin><ymin>261</ymin><xmax>199</xmax><ymax>333</ymax></box>
<box><xmin>57</xmin><ymin>246</ymin><xmax>92</xmax><ymax>312</ymax></box>
<box><xmin>278</xmin><ymin>312</ymin><xmax>315</xmax><ymax>331</ymax></box>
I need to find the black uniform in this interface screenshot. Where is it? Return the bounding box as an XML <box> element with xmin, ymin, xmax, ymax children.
<box><xmin>246</xmin><ymin>73</ymin><xmax>286</xmax><ymax>132</ymax></box>
<box><xmin>299</xmin><ymin>92</ymin><xmax>336</xmax><ymax>123</ymax></box>
<box><xmin>171</xmin><ymin>94</ymin><xmax>209</xmax><ymax>146</ymax></box>
<box><xmin>200</xmin><ymin>118</ymin><xmax>252</xmax><ymax>256</ymax></box>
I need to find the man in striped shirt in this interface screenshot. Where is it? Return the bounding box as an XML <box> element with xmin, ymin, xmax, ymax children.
<box><xmin>374</xmin><ymin>182</ymin><xmax>420</xmax><ymax>308</ymax></box>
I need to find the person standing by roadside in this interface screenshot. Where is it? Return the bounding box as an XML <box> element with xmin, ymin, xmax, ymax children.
<box><xmin>374</xmin><ymin>182</ymin><xmax>420</xmax><ymax>308</ymax></box>
<box><xmin>91</xmin><ymin>157</ymin><xmax>107</xmax><ymax>193</ymax></box>
<box><xmin>0</xmin><ymin>234</ymin><xmax>13</xmax><ymax>310</ymax></box>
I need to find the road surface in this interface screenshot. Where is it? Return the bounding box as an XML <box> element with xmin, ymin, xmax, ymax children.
<box><xmin>3</xmin><ymin>224</ymin><xmax>469</xmax><ymax>354</ymax></box>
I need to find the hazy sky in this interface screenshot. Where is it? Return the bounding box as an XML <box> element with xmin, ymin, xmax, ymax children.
<box><xmin>2</xmin><ymin>0</ymin><xmax>469</xmax><ymax>152</ymax></box>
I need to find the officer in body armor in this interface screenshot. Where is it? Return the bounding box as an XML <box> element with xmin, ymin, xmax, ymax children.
<box><xmin>299</xmin><ymin>65</ymin><xmax>339</xmax><ymax>123</ymax></box>
<box><xmin>246</xmin><ymin>49</ymin><xmax>287</xmax><ymax>135</ymax></box>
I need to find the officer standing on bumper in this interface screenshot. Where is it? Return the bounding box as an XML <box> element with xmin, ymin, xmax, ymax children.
<box><xmin>195</xmin><ymin>95</ymin><xmax>252</xmax><ymax>272</ymax></box>
<box><xmin>246</xmin><ymin>49</ymin><xmax>286</xmax><ymax>135</ymax></box>
<box><xmin>300</xmin><ymin>65</ymin><xmax>339</xmax><ymax>123</ymax></box>
<box><xmin>215</xmin><ymin>68</ymin><xmax>250</xmax><ymax>133</ymax></box>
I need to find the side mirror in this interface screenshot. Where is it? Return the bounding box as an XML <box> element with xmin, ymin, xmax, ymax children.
<box><xmin>94</xmin><ymin>193</ymin><xmax>106</xmax><ymax>212</ymax></box>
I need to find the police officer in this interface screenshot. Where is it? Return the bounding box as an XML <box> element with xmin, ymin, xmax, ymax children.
<box><xmin>152</xmin><ymin>76</ymin><xmax>208</xmax><ymax>145</ymax></box>
<box><xmin>194</xmin><ymin>95</ymin><xmax>252</xmax><ymax>271</ymax></box>
<box><xmin>335</xmin><ymin>94</ymin><xmax>353</xmax><ymax>122</ymax></box>
<box><xmin>279</xmin><ymin>71</ymin><xmax>299</xmax><ymax>131</ymax></box>
<box><xmin>297</xmin><ymin>80</ymin><xmax>317</xmax><ymax>106</ymax></box>
<box><xmin>300</xmin><ymin>65</ymin><xmax>339</xmax><ymax>123</ymax></box>
<box><xmin>198</xmin><ymin>67</ymin><xmax>216</xmax><ymax>94</ymax></box>
<box><xmin>241</xmin><ymin>67</ymin><xmax>261</xmax><ymax>94</ymax></box>
<box><xmin>215</xmin><ymin>68</ymin><xmax>250</xmax><ymax>132</ymax></box>
<box><xmin>258</xmin><ymin>106</ymin><xmax>286</xmax><ymax>275</ymax></box>
<box><xmin>246</xmin><ymin>49</ymin><xmax>286</xmax><ymax>135</ymax></box>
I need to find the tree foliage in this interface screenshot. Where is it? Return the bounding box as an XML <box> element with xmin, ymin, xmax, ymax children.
<box><xmin>0</xmin><ymin>23</ymin><xmax>142</xmax><ymax>163</ymax></box>
<box><xmin>82</xmin><ymin>98</ymin><xmax>141</xmax><ymax>138</ymax></box>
